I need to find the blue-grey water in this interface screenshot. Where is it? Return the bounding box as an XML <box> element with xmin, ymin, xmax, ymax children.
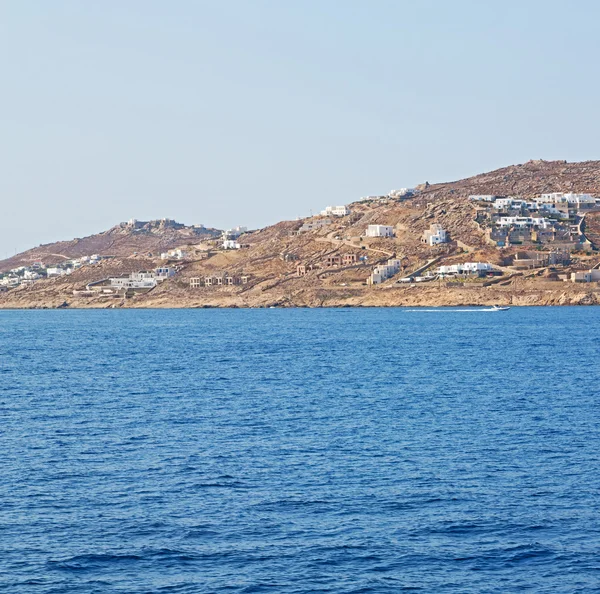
<box><xmin>1</xmin><ymin>307</ymin><xmax>600</xmax><ymax>593</ymax></box>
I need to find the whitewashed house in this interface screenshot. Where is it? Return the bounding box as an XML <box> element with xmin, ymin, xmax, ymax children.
<box><xmin>437</xmin><ymin>262</ymin><xmax>492</xmax><ymax>277</ymax></box>
<box><xmin>321</xmin><ymin>205</ymin><xmax>351</xmax><ymax>217</ymax></box>
<box><xmin>538</xmin><ymin>203</ymin><xmax>570</xmax><ymax>219</ymax></box>
<box><xmin>366</xmin><ymin>224</ymin><xmax>394</xmax><ymax>238</ymax></box>
<box><xmin>223</xmin><ymin>226</ymin><xmax>248</xmax><ymax>240</ymax></box>
<box><xmin>161</xmin><ymin>248</ymin><xmax>188</xmax><ymax>260</ymax></box>
<box><xmin>469</xmin><ymin>195</ymin><xmax>499</xmax><ymax>202</ymax></box>
<box><xmin>46</xmin><ymin>267</ymin><xmax>70</xmax><ymax>277</ymax></box>
<box><xmin>130</xmin><ymin>271</ymin><xmax>156</xmax><ymax>282</ymax></box>
<box><xmin>110</xmin><ymin>272</ymin><xmax>157</xmax><ymax>290</ymax></box>
<box><xmin>493</xmin><ymin>198</ymin><xmax>530</xmax><ymax>210</ymax></box>
<box><xmin>498</xmin><ymin>217</ymin><xmax>552</xmax><ymax>229</ymax></box>
<box><xmin>223</xmin><ymin>240</ymin><xmax>241</xmax><ymax>249</ymax></box>
<box><xmin>367</xmin><ymin>259</ymin><xmax>402</xmax><ymax>284</ymax></box>
<box><xmin>572</xmin><ymin>269</ymin><xmax>600</xmax><ymax>283</ymax></box>
<box><xmin>537</xmin><ymin>192</ymin><xmax>596</xmax><ymax>206</ymax></box>
<box><xmin>388</xmin><ymin>188</ymin><xmax>416</xmax><ymax>198</ymax></box>
<box><xmin>1</xmin><ymin>276</ymin><xmax>20</xmax><ymax>288</ymax></box>
<box><xmin>422</xmin><ymin>224</ymin><xmax>448</xmax><ymax>246</ymax></box>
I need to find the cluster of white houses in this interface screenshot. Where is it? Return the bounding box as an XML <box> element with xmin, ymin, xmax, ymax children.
<box><xmin>360</xmin><ymin>188</ymin><xmax>418</xmax><ymax>201</ymax></box>
<box><xmin>221</xmin><ymin>226</ymin><xmax>248</xmax><ymax>249</ymax></box>
<box><xmin>85</xmin><ymin>267</ymin><xmax>176</xmax><ymax>295</ymax></box>
<box><xmin>470</xmin><ymin>192</ymin><xmax>598</xmax><ymax>206</ymax></box>
<box><xmin>471</xmin><ymin>192</ymin><xmax>598</xmax><ymax>248</ymax></box>
<box><xmin>0</xmin><ymin>254</ymin><xmax>104</xmax><ymax>289</ymax></box>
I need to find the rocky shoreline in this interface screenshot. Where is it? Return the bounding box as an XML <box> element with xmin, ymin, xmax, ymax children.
<box><xmin>2</xmin><ymin>284</ymin><xmax>600</xmax><ymax>309</ymax></box>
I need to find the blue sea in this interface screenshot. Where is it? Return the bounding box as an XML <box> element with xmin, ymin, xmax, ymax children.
<box><xmin>1</xmin><ymin>307</ymin><xmax>600</xmax><ymax>593</ymax></box>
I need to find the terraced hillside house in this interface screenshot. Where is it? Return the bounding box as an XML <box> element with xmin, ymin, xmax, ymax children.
<box><xmin>161</xmin><ymin>248</ymin><xmax>188</xmax><ymax>260</ymax></box>
<box><xmin>321</xmin><ymin>205</ymin><xmax>351</xmax><ymax>217</ymax></box>
<box><xmin>367</xmin><ymin>259</ymin><xmax>402</xmax><ymax>285</ymax></box>
<box><xmin>437</xmin><ymin>263</ymin><xmax>493</xmax><ymax>277</ymax></box>
<box><xmin>422</xmin><ymin>224</ymin><xmax>448</xmax><ymax>246</ymax></box>
<box><xmin>222</xmin><ymin>226</ymin><xmax>248</xmax><ymax>240</ymax></box>
<box><xmin>366</xmin><ymin>224</ymin><xmax>394</xmax><ymax>238</ymax></box>
<box><xmin>469</xmin><ymin>195</ymin><xmax>500</xmax><ymax>202</ymax></box>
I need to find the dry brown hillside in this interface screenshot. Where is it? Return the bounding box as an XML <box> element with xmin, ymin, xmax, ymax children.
<box><xmin>2</xmin><ymin>159</ymin><xmax>600</xmax><ymax>309</ymax></box>
<box><xmin>421</xmin><ymin>159</ymin><xmax>600</xmax><ymax>198</ymax></box>
<box><xmin>0</xmin><ymin>219</ymin><xmax>221</xmax><ymax>272</ymax></box>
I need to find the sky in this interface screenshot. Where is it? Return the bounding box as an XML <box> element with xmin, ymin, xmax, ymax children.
<box><xmin>1</xmin><ymin>0</ymin><xmax>600</xmax><ymax>256</ymax></box>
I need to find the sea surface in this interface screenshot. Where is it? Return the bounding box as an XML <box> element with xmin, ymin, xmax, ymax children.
<box><xmin>1</xmin><ymin>307</ymin><xmax>600</xmax><ymax>593</ymax></box>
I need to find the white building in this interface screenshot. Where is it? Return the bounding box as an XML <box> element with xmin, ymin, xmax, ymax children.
<box><xmin>223</xmin><ymin>226</ymin><xmax>248</xmax><ymax>239</ymax></box>
<box><xmin>493</xmin><ymin>198</ymin><xmax>530</xmax><ymax>210</ymax></box>
<box><xmin>422</xmin><ymin>224</ymin><xmax>448</xmax><ymax>246</ymax></box>
<box><xmin>388</xmin><ymin>188</ymin><xmax>415</xmax><ymax>198</ymax></box>
<box><xmin>321</xmin><ymin>205</ymin><xmax>351</xmax><ymax>217</ymax></box>
<box><xmin>497</xmin><ymin>216</ymin><xmax>552</xmax><ymax>229</ymax></box>
<box><xmin>367</xmin><ymin>259</ymin><xmax>402</xmax><ymax>285</ymax></box>
<box><xmin>538</xmin><ymin>202</ymin><xmax>570</xmax><ymax>219</ymax></box>
<box><xmin>469</xmin><ymin>195</ymin><xmax>498</xmax><ymax>202</ymax></box>
<box><xmin>110</xmin><ymin>273</ymin><xmax>157</xmax><ymax>290</ymax></box>
<box><xmin>537</xmin><ymin>192</ymin><xmax>596</xmax><ymax>205</ymax></box>
<box><xmin>160</xmin><ymin>248</ymin><xmax>188</xmax><ymax>260</ymax></box>
<box><xmin>0</xmin><ymin>276</ymin><xmax>20</xmax><ymax>287</ymax></box>
<box><xmin>223</xmin><ymin>240</ymin><xmax>241</xmax><ymax>249</ymax></box>
<box><xmin>130</xmin><ymin>271</ymin><xmax>156</xmax><ymax>282</ymax></box>
<box><xmin>23</xmin><ymin>270</ymin><xmax>41</xmax><ymax>280</ymax></box>
<box><xmin>572</xmin><ymin>269</ymin><xmax>600</xmax><ymax>283</ymax></box>
<box><xmin>366</xmin><ymin>224</ymin><xmax>394</xmax><ymax>238</ymax></box>
<box><xmin>437</xmin><ymin>262</ymin><xmax>493</xmax><ymax>277</ymax></box>
<box><xmin>46</xmin><ymin>267</ymin><xmax>70</xmax><ymax>277</ymax></box>
<box><xmin>563</xmin><ymin>193</ymin><xmax>596</xmax><ymax>205</ymax></box>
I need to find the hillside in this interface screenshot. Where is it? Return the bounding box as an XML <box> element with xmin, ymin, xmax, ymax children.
<box><xmin>2</xmin><ymin>159</ymin><xmax>600</xmax><ymax>309</ymax></box>
<box><xmin>0</xmin><ymin>219</ymin><xmax>221</xmax><ymax>273</ymax></box>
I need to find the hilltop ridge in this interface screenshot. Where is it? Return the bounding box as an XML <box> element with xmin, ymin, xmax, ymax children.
<box><xmin>0</xmin><ymin>219</ymin><xmax>221</xmax><ymax>273</ymax></box>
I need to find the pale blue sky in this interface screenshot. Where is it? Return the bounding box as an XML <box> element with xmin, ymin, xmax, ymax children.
<box><xmin>1</xmin><ymin>0</ymin><xmax>600</xmax><ymax>256</ymax></box>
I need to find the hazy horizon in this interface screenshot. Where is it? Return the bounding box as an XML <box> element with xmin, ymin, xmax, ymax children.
<box><xmin>2</xmin><ymin>0</ymin><xmax>600</xmax><ymax>256</ymax></box>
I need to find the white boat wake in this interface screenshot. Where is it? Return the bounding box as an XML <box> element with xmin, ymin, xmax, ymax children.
<box><xmin>405</xmin><ymin>307</ymin><xmax>510</xmax><ymax>312</ymax></box>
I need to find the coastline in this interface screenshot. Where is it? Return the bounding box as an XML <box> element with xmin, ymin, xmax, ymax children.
<box><xmin>2</xmin><ymin>284</ymin><xmax>600</xmax><ymax>309</ymax></box>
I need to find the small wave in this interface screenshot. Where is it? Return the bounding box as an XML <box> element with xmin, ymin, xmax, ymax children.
<box><xmin>48</xmin><ymin>553</ymin><xmax>142</xmax><ymax>571</ymax></box>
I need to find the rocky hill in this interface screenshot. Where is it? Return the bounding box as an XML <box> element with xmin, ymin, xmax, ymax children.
<box><xmin>2</xmin><ymin>159</ymin><xmax>600</xmax><ymax>309</ymax></box>
<box><xmin>0</xmin><ymin>219</ymin><xmax>221</xmax><ymax>273</ymax></box>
